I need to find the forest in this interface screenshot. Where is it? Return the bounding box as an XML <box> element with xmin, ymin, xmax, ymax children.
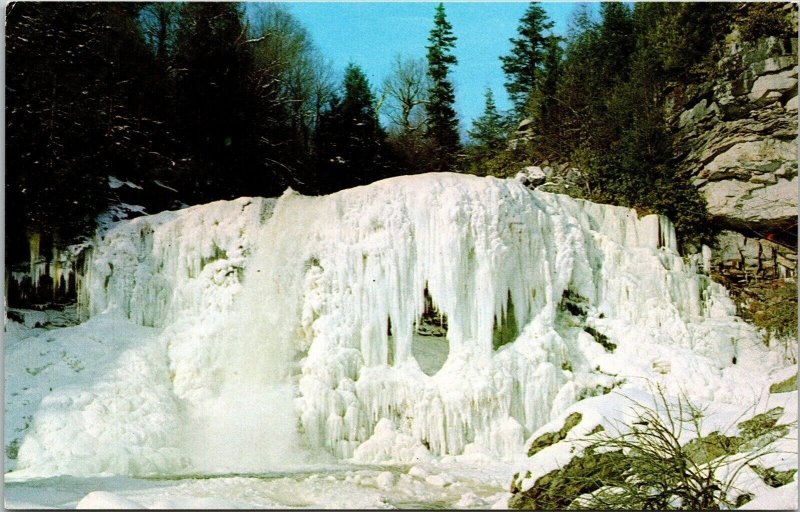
<box><xmin>5</xmin><ymin>2</ymin><xmax>795</xmax><ymax>264</ymax></box>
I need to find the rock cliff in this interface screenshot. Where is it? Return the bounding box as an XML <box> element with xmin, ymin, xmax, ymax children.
<box><xmin>665</xmin><ymin>4</ymin><xmax>798</xmax><ymax>245</ymax></box>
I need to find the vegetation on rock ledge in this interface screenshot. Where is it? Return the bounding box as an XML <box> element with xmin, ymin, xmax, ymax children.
<box><xmin>510</xmin><ymin>389</ymin><xmax>797</xmax><ymax>510</ymax></box>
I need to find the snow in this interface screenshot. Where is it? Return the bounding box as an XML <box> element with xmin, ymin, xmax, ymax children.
<box><xmin>4</xmin><ymin>461</ymin><xmax>514</xmax><ymax>509</ymax></box>
<box><xmin>96</xmin><ymin>203</ymin><xmax>148</xmax><ymax>236</ymax></box>
<box><xmin>740</xmin><ymin>479</ymin><xmax>798</xmax><ymax>510</ymax></box>
<box><xmin>4</xmin><ymin>172</ymin><xmax>796</xmax><ymax>508</ymax></box>
<box><xmin>7</xmin><ymin>313</ymin><xmax>188</xmax><ymax>478</ymax></box>
<box><xmin>108</xmin><ymin>175</ymin><xmax>143</xmax><ymax>190</ymax></box>
<box><xmin>6</xmin><ymin>308</ymin><xmax>47</xmax><ymax>328</ymax></box>
<box><xmin>153</xmin><ymin>179</ymin><xmax>178</xmax><ymax>193</ymax></box>
<box><xmin>76</xmin><ymin>491</ymin><xmax>143</xmax><ymax>509</ymax></box>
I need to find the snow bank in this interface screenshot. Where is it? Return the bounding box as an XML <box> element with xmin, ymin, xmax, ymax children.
<box><xmin>11</xmin><ymin>173</ymin><xmax>772</xmax><ymax>478</ymax></box>
<box><xmin>76</xmin><ymin>491</ymin><xmax>143</xmax><ymax>509</ymax></box>
<box><xmin>8</xmin><ymin>314</ymin><xmax>188</xmax><ymax>477</ymax></box>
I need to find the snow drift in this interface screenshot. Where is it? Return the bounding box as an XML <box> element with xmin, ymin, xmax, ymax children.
<box><xmin>13</xmin><ymin>173</ymin><xmax>766</xmax><ymax>477</ymax></box>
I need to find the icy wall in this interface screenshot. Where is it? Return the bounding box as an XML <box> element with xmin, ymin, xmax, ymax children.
<box><xmin>15</xmin><ymin>173</ymin><xmax>760</xmax><ymax>476</ymax></box>
<box><xmin>7</xmin><ymin>232</ymin><xmax>78</xmax><ymax>306</ymax></box>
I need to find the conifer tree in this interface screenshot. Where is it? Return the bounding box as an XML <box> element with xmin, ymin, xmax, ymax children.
<box><xmin>465</xmin><ymin>88</ymin><xmax>512</xmax><ymax>174</ymax></box>
<box><xmin>425</xmin><ymin>3</ymin><xmax>461</xmax><ymax>172</ymax></box>
<box><xmin>500</xmin><ymin>2</ymin><xmax>554</xmax><ymax>117</ymax></box>
<box><xmin>316</xmin><ymin>64</ymin><xmax>391</xmax><ymax>192</ymax></box>
<box><xmin>597</xmin><ymin>2</ymin><xmax>635</xmax><ymax>85</ymax></box>
<box><xmin>173</xmin><ymin>3</ymin><xmax>255</xmax><ymax>200</ymax></box>
<box><xmin>468</xmin><ymin>89</ymin><xmax>507</xmax><ymax>152</ymax></box>
<box><xmin>538</xmin><ymin>35</ymin><xmax>563</xmax><ymax>122</ymax></box>
<box><xmin>6</xmin><ymin>3</ymin><xmax>163</xmax><ymax>255</ymax></box>
<box><xmin>526</xmin><ymin>34</ymin><xmax>563</xmax><ymax>158</ymax></box>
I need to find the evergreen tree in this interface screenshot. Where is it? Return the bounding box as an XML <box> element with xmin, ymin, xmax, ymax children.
<box><xmin>6</xmin><ymin>3</ymin><xmax>165</xmax><ymax>261</ymax></box>
<box><xmin>500</xmin><ymin>2</ymin><xmax>554</xmax><ymax>116</ymax></box>
<box><xmin>537</xmin><ymin>35</ymin><xmax>563</xmax><ymax>124</ymax></box>
<box><xmin>465</xmin><ymin>88</ymin><xmax>512</xmax><ymax>174</ymax></box>
<box><xmin>316</xmin><ymin>64</ymin><xmax>391</xmax><ymax>192</ymax></box>
<box><xmin>525</xmin><ymin>33</ymin><xmax>563</xmax><ymax>158</ymax></box>
<box><xmin>597</xmin><ymin>3</ymin><xmax>635</xmax><ymax>85</ymax></box>
<box><xmin>173</xmin><ymin>3</ymin><xmax>258</xmax><ymax>200</ymax></box>
<box><xmin>425</xmin><ymin>3</ymin><xmax>461</xmax><ymax>172</ymax></box>
<box><xmin>468</xmin><ymin>89</ymin><xmax>508</xmax><ymax>151</ymax></box>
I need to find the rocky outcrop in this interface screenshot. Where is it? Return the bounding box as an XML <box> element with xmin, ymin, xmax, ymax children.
<box><xmin>513</xmin><ymin>160</ymin><xmax>588</xmax><ymax>197</ymax></box>
<box><xmin>710</xmin><ymin>230</ymin><xmax>797</xmax><ymax>348</ymax></box>
<box><xmin>666</xmin><ymin>6</ymin><xmax>798</xmax><ymax>241</ymax></box>
<box><xmin>714</xmin><ymin>230</ymin><xmax>797</xmax><ymax>278</ymax></box>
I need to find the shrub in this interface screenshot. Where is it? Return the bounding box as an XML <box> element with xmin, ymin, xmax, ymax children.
<box><xmin>510</xmin><ymin>386</ymin><xmax>796</xmax><ymax>510</ymax></box>
<box><xmin>570</xmin><ymin>388</ymin><xmax>794</xmax><ymax>510</ymax></box>
<box><xmin>770</xmin><ymin>374</ymin><xmax>797</xmax><ymax>394</ymax></box>
<box><xmin>750</xmin><ymin>280</ymin><xmax>798</xmax><ymax>349</ymax></box>
<box><xmin>739</xmin><ymin>3</ymin><xmax>795</xmax><ymax>42</ymax></box>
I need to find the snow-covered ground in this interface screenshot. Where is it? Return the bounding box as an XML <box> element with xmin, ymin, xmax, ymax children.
<box><xmin>4</xmin><ymin>173</ymin><xmax>797</xmax><ymax>508</ymax></box>
<box><xmin>6</xmin><ymin>456</ymin><xmax>515</xmax><ymax>509</ymax></box>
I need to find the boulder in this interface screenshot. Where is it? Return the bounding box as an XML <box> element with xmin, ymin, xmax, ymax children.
<box><xmin>516</xmin><ymin>166</ymin><xmax>547</xmax><ymax>188</ymax></box>
<box><xmin>516</xmin><ymin>118</ymin><xmax>534</xmax><ymax>134</ymax></box>
<box><xmin>749</xmin><ymin>69</ymin><xmax>798</xmax><ymax>102</ymax></box>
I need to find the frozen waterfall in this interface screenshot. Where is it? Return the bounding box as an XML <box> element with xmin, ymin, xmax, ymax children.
<box><xmin>13</xmin><ymin>173</ymin><xmax>760</xmax><ymax>477</ymax></box>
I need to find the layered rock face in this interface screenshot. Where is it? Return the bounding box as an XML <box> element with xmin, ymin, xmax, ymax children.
<box><xmin>715</xmin><ymin>230</ymin><xmax>797</xmax><ymax>279</ymax></box>
<box><xmin>666</xmin><ymin>7</ymin><xmax>798</xmax><ymax>242</ymax></box>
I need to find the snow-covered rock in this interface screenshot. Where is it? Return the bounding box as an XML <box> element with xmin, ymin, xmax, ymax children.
<box><xmin>515</xmin><ymin>165</ymin><xmax>547</xmax><ymax>188</ymax></box>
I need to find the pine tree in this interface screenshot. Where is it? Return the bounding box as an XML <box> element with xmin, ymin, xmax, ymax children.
<box><xmin>526</xmin><ymin>34</ymin><xmax>563</xmax><ymax>158</ymax></box>
<box><xmin>316</xmin><ymin>64</ymin><xmax>391</xmax><ymax>192</ymax></box>
<box><xmin>6</xmin><ymin>3</ymin><xmax>164</xmax><ymax>255</ymax></box>
<box><xmin>538</xmin><ymin>35</ymin><xmax>563</xmax><ymax>122</ymax></box>
<box><xmin>468</xmin><ymin>89</ymin><xmax>507</xmax><ymax>151</ymax></box>
<box><xmin>465</xmin><ymin>88</ymin><xmax>512</xmax><ymax>174</ymax></box>
<box><xmin>500</xmin><ymin>2</ymin><xmax>554</xmax><ymax>117</ymax></box>
<box><xmin>597</xmin><ymin>2</ymin><xmax>635</xmax><ymax>85</ymax></box>
<box><xmin>173</xmin><ymin>3</ymin><xmax>256</xmax><ymax>200</ymax></box>
<box><xmin>425</xmin><ymin>3</ymin><xmax>461</xmax><ymax>172</ymax></box>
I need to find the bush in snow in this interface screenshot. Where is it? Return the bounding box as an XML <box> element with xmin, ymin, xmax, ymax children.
<box><xmin>511</xmin><ymin>386</ymin><xmax>796</xmax><ymax>510</ymax></box>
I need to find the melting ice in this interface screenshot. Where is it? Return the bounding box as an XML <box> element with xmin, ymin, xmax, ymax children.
<box><xmin>12</xmin><ymin>173</ymin><xmax>762</xmax><ymax>478</ymax></box>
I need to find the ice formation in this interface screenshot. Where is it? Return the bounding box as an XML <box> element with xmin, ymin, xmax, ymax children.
<box><xmin>13</xmin><ymin>173</ymin><xmax>765</xmax><ymax>477</ymax></box>
<box><xmin>7</xmin><ymin>232</ymin><xmax>79</xmax><ymax>304</ymax></box>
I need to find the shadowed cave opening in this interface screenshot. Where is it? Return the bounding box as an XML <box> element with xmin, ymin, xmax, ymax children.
<box><xmin>388</xmin><ymin>286</ymin><xmax>450</xmax><ymax>376</ymax></box>
<box><xmin>387</xmin><ymin>287</ymin><xmax>521</xmax><ymax>375</ymax></box>
<box><xmin>493</xmin><ymin>290</ymin><xmax>518</xmax><ymax>351</ymax></box>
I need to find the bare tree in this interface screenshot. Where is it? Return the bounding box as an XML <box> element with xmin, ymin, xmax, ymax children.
<box><xmin>248</xmin><ymin>4</ymin><xmax>335</xmax><ymax>153</ymax></box>
<box><xmin>381</xmin><ymin>54</ymin><xmax>429</xmax><ymax>135</ymax></box>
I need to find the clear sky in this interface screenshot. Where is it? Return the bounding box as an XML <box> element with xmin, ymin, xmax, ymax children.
<box><xmin>247</xmin><ymin>2</ymin><xmax>583</xmax><ymax>138</ymax></box>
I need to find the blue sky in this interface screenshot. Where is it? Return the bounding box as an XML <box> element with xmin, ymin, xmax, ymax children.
<box><xmin>246</xmin><ymin>2</ymin><xmax>584</xmax><ymax>137</ymax></box>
